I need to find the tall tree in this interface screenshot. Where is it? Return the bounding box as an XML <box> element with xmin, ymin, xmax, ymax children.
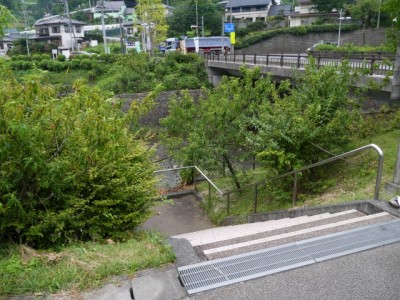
<box><xmin>136</xmin><ymin>0</ymin><xmax>168</xmax><ymax>54</ymax></box>
<box><xmin>167</xmin><ymin>0</ymin><xmax>223</xmax><ymax>37</ymax></box>
<box><xmin>311</xmin><ymin>0</ymin><xmax>346</xmax><ymax>13</ymax></box>
<box><xmin>346</xmin><ymin>0</ymin><xmax>380</xmax><ymax>28</ymax></box>
<box><xmin>383</xmin><ymin>0</ymin><xmax>400</xmax><ymax>100</ymax></box>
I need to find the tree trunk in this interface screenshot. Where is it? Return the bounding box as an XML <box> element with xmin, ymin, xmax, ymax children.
<box><xmin>391</xmin><ymin>41</ymin><xmax>400</xmax><ymax>101</ymax></box>
<box><xmin>223</xmin><ymin>154</ymin><xmax>241</xmax><ymax>190</ymax></box>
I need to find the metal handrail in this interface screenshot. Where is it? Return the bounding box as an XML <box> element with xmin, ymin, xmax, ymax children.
<box><xmin>155</xmin><ymin>144</ymin><xmax>384</xmax><ymax>215</ymax></box>
<box><xmin>204</xmin><ymin>52</ymin><xmax>394</xmax><ymax>76</ymax></box>
<box><xmin>225</xmin><ymin>144</ymin><xmax>384</xmax><ymax>206</ymax></box>
<box><xmin>154</xmin><ymin>165</ymin><xmax>224</xmax><ymax>195</ymax></box>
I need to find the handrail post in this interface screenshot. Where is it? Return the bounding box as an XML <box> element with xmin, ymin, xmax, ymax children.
<box><xmin>254</xmin><ymin>53</ymin><xmax>256</xmax><ymax>65</ymax></box>
<box><xmin>243</xmin><ymin>53</ymin><xmax>245</xmax><ymax>63</ymax></box>
<box><xmin>373</xmin><ymin>144</ymin><xmax>384</xmax><ymax>200</ymax></box>
<box><xmin>208</xmin><ymin>181</ymin><xmax>211</xmax><ymax>202</ymax></box>
<box><xmin>233</xmin><ymin>53</ymin><xmax>236</xmax><ymax>63</ymax></box>
<box><xmin>297</xmin><ymin>53</ymin><xmax>301</xmax><ymax>69</ymax></box>
<box><xmin>370</xmin><ymin>55</ymin><xmax>375</xmax><ymax>75</ymax></box>
<box><xmin>227</xmin><ymin>193</ymin><xmax>230</xmax><ymax>215</ymax></box>
<box><xmin>280</xmin><ymin>53</ymin><xmax>284</xmax><ymax>67</ymax></box>
<box><xmin>292</xmin><ymin>172</ymin><xmax>298</xmax><ymax>206</ymax></box>
<box><xmin>266</xmin><ymin>53</ymin><xmax>269</xmax><ymax>66</ymax></box>
<box><xmin>254</xmin><ymin>184</ymin><xmax>258</xmax><ymax>213</ymax></box>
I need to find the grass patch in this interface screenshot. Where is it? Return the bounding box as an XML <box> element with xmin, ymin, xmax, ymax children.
<box><xmin>0</xmin><ymin>232</ymin><xmax>175</xmax><ymax>297</ymax></box>
<box><xmin>196</xmin><ymin>129</ymin><xmax>400</xmax><ymax>224</ymax></box>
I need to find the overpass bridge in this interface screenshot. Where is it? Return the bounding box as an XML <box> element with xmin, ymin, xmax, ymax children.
<box><xmin>204</xmin><ymin>52</ymin><xmax>394</xmax><ymax>96</ymax></box>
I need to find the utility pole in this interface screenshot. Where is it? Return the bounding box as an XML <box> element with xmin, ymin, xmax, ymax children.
<box><xmin>119</xmin><ymin>16</ymin><xmax>124</xmax><ymax>54</ymax></box>
<box><xmin>202</xmin><ymin>15</ymin><xmax>204</xmax><ymax>37</ymax></box>
<box><xmin>230</xmin><ymin>0</ymin><xmax>234</xmax><ymax>55</ymax></box>
<box><xmin>195</xmin><ymin>0</ymin><xmax>199</xmax><ymax>38</ymax></box>
<box><xmin>100</xmin><ymin>0</ymin><xmax>108</xmax><ymax>54</ymax></box>
<box><xmin>64</xmin><ymin>0</ymin><xmax>76</xmax><ymax>51</ymax></box>
<box><xmin>21</xmin><ymin>0</ymin><xmax>30</xmax><ymax>56</ymax></box>
<box><xmin>377</xmin><ymin>0</ymin><xmax>382</xmax><ymax>28</ymax></box>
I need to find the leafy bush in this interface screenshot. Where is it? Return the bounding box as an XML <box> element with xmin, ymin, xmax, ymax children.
<box><xmin>0</xmin><ymin>62</ymin><xmax>158</xmax><ymax>248</ymax></box>
<box><xmin>79</xmin><ymin>58</ymin><xmax>93</xmax><ymax>69</ymax></box>
<box><xmin>57</xmin><ymin>54</ymin><xmax>66</xmax><ymax>62</ymax></box>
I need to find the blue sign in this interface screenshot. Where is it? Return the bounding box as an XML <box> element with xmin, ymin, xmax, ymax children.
<box><xmin>224</xmin><ymin>23</ymin><xmax>234</xmax><ymax>33</ymax></box>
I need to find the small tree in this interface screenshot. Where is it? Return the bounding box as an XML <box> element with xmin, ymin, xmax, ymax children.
<box><xmin>248</xmin><ymin>59</ymin><xmax>361</xmax><ymax>174</ymax></box>
<box><xmin>136</xmin><ymin>0</ymin><xmax>168</xmax><ymax>55</ymax></box>
<box><xmin>0</xmin><ymin>5</ymin><xmax>16</xmax><ymax>38</ymax></box>
<box><xmin>346</xmin><ymin>0</ymin><xmax>381</xmax><ymax>28</ymax></box>
<box><xmin>0</xmin><ymin>61</ymin><xmax>158</xmax><ymax>248</ymax></box>
<box><xmin>167</xmin><ymin>0</ymin><xmax>223</xmax><ymax>37</ymax></box>
<box><xmin>161</xmin><ymin>67</ymin><xmax>285</xmax><ymax>190</ymax></box>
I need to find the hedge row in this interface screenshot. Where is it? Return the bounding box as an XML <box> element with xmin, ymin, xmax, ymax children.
<box><xmin>236</xmin><ymin>24</ymin><xmax>360</xmax><ymax>49</ymax></box>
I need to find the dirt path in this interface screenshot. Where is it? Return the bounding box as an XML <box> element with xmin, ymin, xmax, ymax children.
<box><xmin>141</xmin><ymin>194</ymin><xmax>213</xmax><ymax>236</ymax></box>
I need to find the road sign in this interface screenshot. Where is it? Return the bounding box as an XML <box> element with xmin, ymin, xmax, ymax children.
<box><xmin>230</xmin><ymin>32</ymin><xmax>235</xmax><ymax>45</ymax></box>
<box><xmin>224</xmin><ymin>23</ymin><xmax>234</xmax><ymax>33</ymax></box>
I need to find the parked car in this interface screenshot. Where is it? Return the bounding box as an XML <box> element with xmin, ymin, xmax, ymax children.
<box><xmin>69</xmin><ymin>51</ymin><xmax>98</xmax><ymax>59</ymax></box>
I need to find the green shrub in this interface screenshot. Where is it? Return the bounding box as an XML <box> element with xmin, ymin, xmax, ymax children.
<box><xmin>178</xmin><ymin>75</ymin><xmax>200</xmax><ymax>89</ymax></box>
<box><xmin>163</xmin><ymin>74</ymin><xmax>181</xmax><ymax>90</ymax></box>
<box><xmin>57</xmin><ymin>54</ymin><xmax>66</xmax><ymax>62</ymax></box>
<box><xmin>79</xmin><ymin>58</ymin><xmax>93</xmax><ymax>69</ymax></box>
<box><xmin>0</xmin><ymin>63</ymin><xmax>158</xmax><ymax>248</ymax></box>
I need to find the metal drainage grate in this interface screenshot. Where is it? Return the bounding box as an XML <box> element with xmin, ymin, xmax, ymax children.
<box><xmin>177</xmin><ymin>219</ymin><xmax>400</xmax><ymax>295</ymax></box>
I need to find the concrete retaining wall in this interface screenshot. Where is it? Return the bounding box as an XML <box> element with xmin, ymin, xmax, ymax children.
<box><xmin>236</xmin><ymin>28</ymin><xmax>387</xmax><ymax>54</ymax></box>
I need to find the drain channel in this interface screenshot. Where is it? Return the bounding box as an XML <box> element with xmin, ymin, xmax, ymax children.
<box><xmin>178</xmin><ymin>219</ymin><xmax>400</xmax><ymax>295</ymax></box>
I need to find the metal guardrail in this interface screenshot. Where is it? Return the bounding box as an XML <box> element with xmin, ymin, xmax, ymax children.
<box><xmin>204</xmin><ymin>52</ymin><xmax>394</xmax><ymax>76</ymax></box>
<box><xmin>155</xmin><ymin>144</ymin><xmax>384</xmax><ymax>215</ymax></box>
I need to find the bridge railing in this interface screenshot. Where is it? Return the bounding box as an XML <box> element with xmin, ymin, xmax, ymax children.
<box><xmin>204</xmin><ymin>52</ymin><xmax>394</xmax><ymax>76</ymax></box>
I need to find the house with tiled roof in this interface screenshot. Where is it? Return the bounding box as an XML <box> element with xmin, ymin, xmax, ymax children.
<box><xmin>268</xmin><ymin>4</ymin><xmax>292</xmax><ymax>18</ymax></box>
<box><xmin>34</xmin><ymin>15</ymin><xmax>86</xmax><ymax>50</ymax></box>
<box><xmin>223</xmin><ymin>0</ymin><xmax>272</xmax><ymax>22</ymax></box>
<box><xmin>289</xmin><ymin>0</ymin><xmax>339</xmax><ymax>27</ymax></box>
<box><xmin>93</xmin><ymin>1</ymin><xmax>131</xmax><ymax>21</ymax></box>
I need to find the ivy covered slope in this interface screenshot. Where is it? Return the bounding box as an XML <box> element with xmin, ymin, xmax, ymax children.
<box><xmin>0</xmin><ymin>60</ymin><xmax>158</xmax><ymax>248</ymax></box>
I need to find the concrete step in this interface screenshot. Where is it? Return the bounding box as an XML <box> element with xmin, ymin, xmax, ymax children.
<box><xmin>172</xmin><ymin>209</ymin><xmax>363</xmax><ymax>247</ymax></box>
<box><xmin>198</xmin><ymin>210</ymin><xmax>366</xmax><ymax>251</ymax></box>
<box><xmin>204</xmin><ymin>212</ymin><xmax>395</xmax><ymax>260</ymax></box>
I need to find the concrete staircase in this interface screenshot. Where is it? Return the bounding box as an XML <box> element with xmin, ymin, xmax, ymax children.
<box><xmin>172</xmin><ymin>209</ymin><xmax>396</xmax><ymax>260</ymax></box>
<box><xmin>131</xmin><ymin>207</ymin><xmax>399</xmax><ymax>299</ymax></box>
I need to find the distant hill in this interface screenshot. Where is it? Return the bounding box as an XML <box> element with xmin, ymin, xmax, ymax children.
<box><xmin>0</xmin><ymin>0</ymin><xmax>139</xmax><ymax>29</ymax></box>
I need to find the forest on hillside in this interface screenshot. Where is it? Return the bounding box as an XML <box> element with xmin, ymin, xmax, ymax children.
<box><xmin>0</xmin><ymin>0</ymin><xmax>138</xmax><ymax>28</ymax></box>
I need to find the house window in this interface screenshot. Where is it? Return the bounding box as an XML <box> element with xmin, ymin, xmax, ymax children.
<box><xmin>75</xmin><ymin>26</ymin><xmax>81</xmax><ymax>33</ymax></box>
<box><xmin>65</xmin><ymin>25</ymin><xmax>71</xmax><ymax>33</ymax></box>
<box><xmin>127</xmin><ymin>28</ymin><xmax>134</xmax><ymax>34</ymax></box>
<box><xmin>242</xmin><ymin>7</ymin><xmax>251</xmax><ymax>12</ymax></box>
<box><xmin>52</xmin><ymin>26</ymin><xmax>60</xmax><ymax>33</ymax></box>
<box><xmin>232</xmin><ymin>7</ymin><xmax>240</xmax><ymax>13</ymax></box>
<box><xmin>38</xmin><ymin>28</ymin><xmax>49</xmax><ymax>36</ymax></box>
<box><xmin>255</xmin><ymin>5</ymin><xmax>267</xmax><ymax>11</ymax></box>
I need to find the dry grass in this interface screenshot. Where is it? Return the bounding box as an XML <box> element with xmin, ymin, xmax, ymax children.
<box><xmin>0</xmin><ymin>232</ymin><xmax>175</xmax><ymax>297</ymax></box>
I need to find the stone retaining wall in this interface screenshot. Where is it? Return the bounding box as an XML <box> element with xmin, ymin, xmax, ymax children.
<box><xmin>117</xmin><ymin>90</ymin><xmax>203</xmax><ymax>126</ymax></box>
